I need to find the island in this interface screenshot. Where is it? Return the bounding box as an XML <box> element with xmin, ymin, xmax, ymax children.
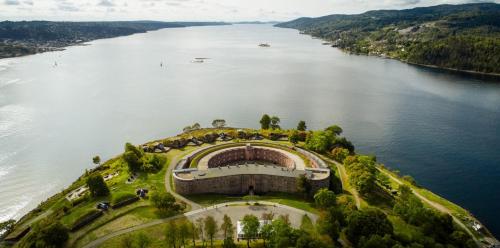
<box><xmin>276</xmin><ymin>3</ymin><xmax>500</xmax><ymax>76</ymax></box>
<box><xmin>0</xmin><ymin>21</ymin><xmax>228</xmax><ymax>59</ymax></box>
<box><xmin>0</xmin><ymin>116</ymin><xmax>498</xmax><ymax>248</ymax></box>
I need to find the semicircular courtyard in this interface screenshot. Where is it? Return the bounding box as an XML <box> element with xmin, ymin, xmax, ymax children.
<box><xmin>173</xmin><ymin>143</ymin><xmax>330</xmax><ymax>195</ymax></box>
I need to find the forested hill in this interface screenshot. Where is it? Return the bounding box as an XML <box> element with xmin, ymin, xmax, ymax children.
<box><xmin>0</xmin><ymin>21</ymin><xmax>228</xmax><ymax>58</ymax></box>
<box><xmin>276</xmin><ymin>3</ymin><xmax>500</xmax><ymax>75</ymax></box>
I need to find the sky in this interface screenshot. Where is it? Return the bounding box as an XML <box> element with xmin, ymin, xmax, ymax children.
<box><xmin>0</xmin><ymin>0</ymin><xmax>498</xmax><ymax>22</ymax></box>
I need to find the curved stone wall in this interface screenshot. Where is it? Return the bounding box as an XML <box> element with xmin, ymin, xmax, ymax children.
<box><xmin>207</xmin><ymin>146</ymin><xmax>296</xmax><ymax>169</ymax></box>
<box><xmin>173</xmin><ymin>143</ymin><xmax>331</xmax><ymax>196</ymax></box>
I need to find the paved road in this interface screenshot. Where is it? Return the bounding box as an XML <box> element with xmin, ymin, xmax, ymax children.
<box><xmin>81</xmin><ymin>201</ymin><xmax>317</xmax><ymax>248</ymax></box>
<box><xmin>165</xmin><ymin>152</ymin><xmax>202</xmax><ymax>210</ymax></box>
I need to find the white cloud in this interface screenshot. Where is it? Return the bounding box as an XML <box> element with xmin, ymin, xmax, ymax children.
<box><xmin>0</xmin><ymin>0</ymin><xmax>498</xmax><ymax>21</ymax></box>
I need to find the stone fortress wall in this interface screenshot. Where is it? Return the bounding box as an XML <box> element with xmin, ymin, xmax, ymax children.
<box><xmin>206</xmin><ymin>145</ymin><xmax>296</xmax><ymax>169</ymax></box>
<box><xmin>173</xmin><ymin>144</ymin><xmax>331</xmax><ymax>195</ymax></box>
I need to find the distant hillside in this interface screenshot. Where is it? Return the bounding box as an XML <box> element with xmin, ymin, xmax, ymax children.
<box><xmin>0</xmin><ymin>21</ymin><xmax>228</xmax><ymax>59</ymax></box>
<box><xmin>276</xmin><ymin>3</ymin><xmax>500</xmax><ymax>75</ymax></box>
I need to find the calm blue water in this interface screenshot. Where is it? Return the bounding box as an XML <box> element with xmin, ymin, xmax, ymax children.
<box><xmin>0</xmin><ymin>24</ymin><xmax>499</xmax><ymax>237</ymax></box>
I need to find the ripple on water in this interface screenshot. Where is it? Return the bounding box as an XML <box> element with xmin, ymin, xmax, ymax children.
<box><xmin>0</xmin><ymin>104</ymin><xmax>34</xmax><ymax>139</ymax></box>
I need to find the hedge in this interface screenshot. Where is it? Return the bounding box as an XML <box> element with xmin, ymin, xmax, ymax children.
<box><xmin>111</xmin><ymin>193</ymin><xmax>138</xmax><ymax>205</ymax></box>
<box><xmin>70</xmin><ymin>209</ymin><xmax>103</xmax><ymax>231</ymax></box>
<box><xmin>111</xmin><ymin>195</ymin><xmax>139</xmax><ymax>209</ymax></box>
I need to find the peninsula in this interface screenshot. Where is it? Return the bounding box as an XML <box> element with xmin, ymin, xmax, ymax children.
<box><xmin>0</xmin><ymin>117</ymin><xmax>498</xmax><ymax>248</ymax></box>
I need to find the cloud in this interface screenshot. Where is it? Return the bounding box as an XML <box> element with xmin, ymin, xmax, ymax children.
<box><xmin>97</xmin><ymin>0</ymin><xmax>115</xmax><ymax>7</ymax></box>
<box><xmin>4</xmin><ymin>0</ymin><xmax>20</xmax><ymax>5</ymax></box>
<box><xmin>1</xmin><ymin>0</ymin><xmax>499</xmax><ymax>21</ymax></box>
<box><xmin>55</xmin><ymin>0</ymin><xmax>80</xmax><ymax>12</ymax></box>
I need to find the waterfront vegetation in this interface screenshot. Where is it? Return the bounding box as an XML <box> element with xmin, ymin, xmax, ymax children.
<box><xmin>1</xmin><ymin>117</ymin><xmax>495</xmax><ymax>247</ymax></box>
<box><xmin>0</xmin><ymin>21</ymin><xmax>227</xmax><ymax>59</ymax></box>
<box><xmin>276</xmin><ymin>3</ymin><xmax>500</xmax><ymax>75</ymax></box>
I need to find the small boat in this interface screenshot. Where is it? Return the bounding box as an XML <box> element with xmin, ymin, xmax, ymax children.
<box><xmin>259</xmin><ymin>43</ymin><xmax>270</xmax><ymax>47</ymax></box>
<box><xmin>191</xmin><ymin>59</ymin><xmax>204</xmax><ymax>63</ymax></box>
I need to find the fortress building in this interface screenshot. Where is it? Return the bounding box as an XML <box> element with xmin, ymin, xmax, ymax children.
<box><xmin>173</xmin><ymin>143</ymin><xmax>330</xmax><ymax>195</ymax></box>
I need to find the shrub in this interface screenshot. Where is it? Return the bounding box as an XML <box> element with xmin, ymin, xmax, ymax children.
<box><xmin>111</xmin><ymin>193</ymin><xmax>138</xmax><ymax>205</ymax></box>
<box><xmin>86</xmin><ymin>175</ymin><xmax>110</xmax><ymax>197</ymax></box>
<box><xmin>111</xmin><ymin>193</ymin><xmax>139</xmax><ymax>209</ymax></box>
<box><xmin>70</xmin><ymin>209</ymin><xmax>103</xmax><ymax>231</ymax></box>
<box><xmin>26</xmin><ymin>219</ymin><xmax>69</xmax><ymax>247</ymax></box>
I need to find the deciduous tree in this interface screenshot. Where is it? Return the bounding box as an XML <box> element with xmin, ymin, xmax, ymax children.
<box><xmin>314</xmin><ymin>188</ymin><xmax>336</xmax><ymax>208</ymax></box>
<box><xmin>204</xmin><ymin>216</ymin><xmax>218</xmax><ymax>248</ymax></box>
<box><xmin>241</xmin><ymin>214</ymin><xmax>260</xmax><ymax>248</ymax></box>
<box><xmin>86</xmin><ymin>174</ymin><xmax>109</xmax><ymax>197</ymax></box>
<box><xmin>260</xmin><ymin>114</ymin><xmax>271</xmax><ymax>129</ymax></box>
<box><xmin>297</xmin><ymin>120</ymin><xmax>307</xmax><ymax>131</ymax></box>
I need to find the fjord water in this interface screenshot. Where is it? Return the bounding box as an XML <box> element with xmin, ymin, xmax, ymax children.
<box><xmin>1</xmin><ymin>24</ymin><xmax>499</xmax><ymax>236</ymax></box>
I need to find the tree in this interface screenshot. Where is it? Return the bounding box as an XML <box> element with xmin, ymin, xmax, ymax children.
<box><xmin>296</xmin><ymin>174</ymin><xmax>312</xmax><ymax>198</ymax></box>
<box><xmin>331</xmin><ymin>147</ymin><xmax>349</xmax><ymax>162</ymax></box>
<box><xmin>221</xmin><ymin>214</ymin><xmax>234</xmax><ymax>240</ymax></box>
<box><xmin>305</xmin><ymin>131</ymin><xmax>336</xmax><ymax>153</ymax></box>
<box><xmin>260</xmin><ymin>114</ymin><xmax>271</xmax><ymax>129</ymax></box>
<box><xmin>314</xmin><ymin>188</ymin><xmax>336</xmax><ymax>209</ymax></box>
<box><xmin>92</xmin><ymin>155</ymin><xmax>101</xmax><ymax>166</ymax></box>
<box><xmin>188</xmin><ymin>221</ymin><xmax>198</xmax><ymax>248</ymax></box>
<box><xmin>124</xmin><ymin>142</ymin><xmax>144</xmax><ymax>172</ymax></box>
<box><xmin>196</xmin><ymin>217</ymin><xmax>206</xmax><ymax>248</ymax></box>
<box><xmin>317</xmin><ymin>207</ymin><xmax>344</xmax><ymax>241</ymax></box>
<box><xmin>241</xmin><ymin>214</ymin><xmax>260</xmax><ymax>248</ymax></box>
<box><xmin>297</xmin><ymin>120</ymin><xmax>307</xmax><ymax>131</ymax></box>
<box><xmin>325</xmin><ymin>125</ymin><xmax>343</xmax><ymax>135</ymax></box>
<box><xmin>86</xmin><ymin>174</ymin><xmax>109</xmax><ymax>197</ymax></box>
<box><xmin>346</xmin><ymin>209</ymin><xmax>393</xmax><ymax>245</ymax></box>
<box><xmin>212</xmin><ymin>119</ymin><xmax>227</xmax><ymax>128</ymax></box>
<box><xmin>28</xmin><ymin>219</ymin><xmax>69</xmax><ymax>248</ymax></box>
<box><xmin>269</xmin><ymin>218</ymin><xmax>293</xmax><ymax>248</ymax></box>
<box><xmin>270</xmin><ymin>116</ymin><xmax>281</xmax><ymax>129</ymax></box>
<box><xmin>204</xmin><ymin>216</ymin><xmax>218</xmax><ymax>248</ymax></box>
<box><xmin>165</xmin><ymin>221</ymin><xmax>178</xmax><ymax>248</ymax></box>
<box><xmin>192</xmin><ymin>123</ymin><xmax>201</xmax><ymax>130</ymax></box>
<box><xmin>260</xmin><ymin>223</ymin><xmax>273</xmax><ymax>248</ymax></box>
<box><xmin>289</xmin><ymin>130</ymin><xmax>300</xmax><ymax>145</ymax></box>
<box><xmin>332</xmin><ymin>137</ymin><xmax>355</xmax><ymax>153</ymax></box>
<box><xmin>178</xmin><ymin>220</ymin><xmax>191</xmax><ymax>248</ymax></box>
<box><xmin>261</xmin><ymin>212</ymin><xmax>274</xmax><ymax>222</ymax></box>
<box><xmin>151</xmin><ymin>191</ymin><xmax>179</xmax><ymax>213</ymax></box>
<box><xmin>222</xmin><ymin>237</ymin><xmax>237</xmax><ymax>248</ymax></box>
<box><xmin>136</xmin><ymin>232</ymin><xmax>152</xmax><ymax>248</ymax></box>
<box><xmin>121</xmin><ymin>235</ymin><xmax>134</xmax><ymax>248</ymax></box>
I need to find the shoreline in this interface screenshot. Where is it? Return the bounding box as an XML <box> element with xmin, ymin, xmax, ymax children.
<box><xmin>295</xmin><ymin>31</ymin><xmax>500</xmax><ymax>79</ymax></box>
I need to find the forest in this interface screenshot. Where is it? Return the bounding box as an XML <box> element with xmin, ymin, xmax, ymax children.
<box><xmin>276</xmin><ymin>3</ymin><xmax>500</xmax><ymax>74</ymax></box>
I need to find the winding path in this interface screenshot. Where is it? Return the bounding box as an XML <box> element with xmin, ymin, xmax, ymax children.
<box><xmin>376</xmin><ymin>168</ymin><xmax>479</xmax><ymax>242</ymax></box>
<box><xmin>165</xmin><ymin>152</ymin><xmax>201</xmax><ymax>210</ymax></box>
<box><xmin>316</xmin><ymin>154</ymin><xmax>361</xmax><ymax>209</ymax></box>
